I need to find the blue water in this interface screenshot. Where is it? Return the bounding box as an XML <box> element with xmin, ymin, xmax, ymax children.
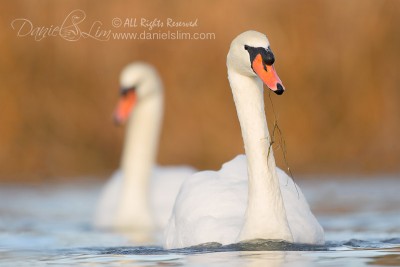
<box><xmin>0</xmin><ymin>177</ymin><xmax>399</xmax><ymax>266</ymax></box>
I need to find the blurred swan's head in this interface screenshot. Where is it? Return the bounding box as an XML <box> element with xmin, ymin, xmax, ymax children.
<box><xmin>114</xmin><ymin>62</ymin><xmax>163</xmax><ymax>124</ymax></box>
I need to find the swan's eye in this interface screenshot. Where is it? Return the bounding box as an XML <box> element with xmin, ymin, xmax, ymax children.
<box><xmin>244</xmin><ymin>45</ymin><xmax>249</xmax><ymax>50</ymax></box>
<box><xmin>121</xmin><ymin>86</ymin><xmax>136</xmax><ymax>96</ymax></box>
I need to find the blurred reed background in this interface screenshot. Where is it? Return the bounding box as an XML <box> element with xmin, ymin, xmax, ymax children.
<box><xmin>1</xmin><ymin>0</ymin><xmax>399</xmax><ymax>183</ymax></box>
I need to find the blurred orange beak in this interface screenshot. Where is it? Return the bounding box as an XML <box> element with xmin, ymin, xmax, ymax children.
<box><xmin>252</xmin><ymin>54</ymin><xmax>285</xmax><ymax>95</ymax></box>
<box><xmin>113</xmin><ymin>90</ymin><xmax>137</xmax><ymax>125</ymax></box>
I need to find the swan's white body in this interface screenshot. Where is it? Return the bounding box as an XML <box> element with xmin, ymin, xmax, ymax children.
<box><xmin>95</xmin><ymin>165</ymin><xmax>194</xmax><ymax>230</ymax></box>
<box><xmin>94</xmin><ymin>63</ymin><xmax>195</xmax><ymax>231</ymax></box>
<box><xmin>164</xmin><ymin>31</ymin><xmax>324</xmax><ymax>249</ymax></box>
<box><xmin>164</xmin><ymin>155</ymin><xmax>324</xmax><ymax>248</ymax></box>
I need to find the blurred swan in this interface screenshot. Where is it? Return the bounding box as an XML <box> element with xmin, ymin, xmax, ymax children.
<box><xmin>94</xmin><ymin>62</ymin><xmax>195</xmax><ymax>233</ymax></box>
<box><xmin>164</xmin><ymin>31</ymin><xmax>324</xmax><ymax>249</ymax></box>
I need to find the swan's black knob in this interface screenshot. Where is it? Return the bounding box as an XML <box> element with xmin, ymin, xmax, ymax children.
<box><xmin>275</xmin><ymin>83</ymin><xmax>284</xmax><ymax>95</ymax></box>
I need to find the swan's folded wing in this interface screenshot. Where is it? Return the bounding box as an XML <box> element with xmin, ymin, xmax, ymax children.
<box><xmin>164</xmin><ymin>156</ymin><xmax>248</xmax><ymax>248</ymax></box>
<box><xmin>93</xmin><ymin>170</ymin><xmax>123</xmax><ymax>228</ymax></box>
<box><xmin>277</xmin><ymin>168</ymin><xmax>325</xmax><ymax>244</ymax></box>
<box><xmin>151</xmin><ymin>165</ymin><xmax>196</xmax><ymax>228</ymax></box>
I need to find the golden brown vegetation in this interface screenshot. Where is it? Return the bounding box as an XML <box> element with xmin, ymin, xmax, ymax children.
<box><xmin>1</xmin><ymin>0</ymin><xmax>399</xmax><ymax>182</ymax></box>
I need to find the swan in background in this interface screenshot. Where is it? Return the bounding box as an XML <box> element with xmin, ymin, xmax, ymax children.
<box><xmin>164</xmin><ymin>31</ymin><xmax>324</xmax><ymax>249</ymax></box>
<box><xmin>94</xmin><ymin>62</ymin><xmax>195</xmax><ymax>234</ymax></box>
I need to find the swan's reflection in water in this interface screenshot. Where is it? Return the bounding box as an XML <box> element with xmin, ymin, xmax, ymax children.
<box><xmin>0</xmin><ymin>179</ymin><xmax>399</xmax><ymax>266</ymax></box>
<box><xmin>171</xmin><ymin>250</ymin><xmax>313</xmax><ymax>267</ymax></box>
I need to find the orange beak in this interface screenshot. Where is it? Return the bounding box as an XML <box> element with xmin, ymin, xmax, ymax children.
<box><xmin>252</xmin><ymin>54</ymin><xmax>285</xmax><ymax>95</ymax></box>
<box><xmin>113</xmin><ymin>90</ymin><xmax>137</xmax><ymax>125</ymax></box>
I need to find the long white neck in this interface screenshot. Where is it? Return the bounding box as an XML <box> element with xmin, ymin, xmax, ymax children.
<box><xmin>116</xmin><ymin>88</ymin><xmax>163</xmax><ymax>230</ymax></box>
<box><xmin>228</xmin><ymin>70</ymin><xmax>293</xmax><ymax>242</ymax></box>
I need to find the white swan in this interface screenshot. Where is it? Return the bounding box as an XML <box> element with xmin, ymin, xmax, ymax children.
<box><xmin>164</xmin><ymin>31</ymin><xmax>324</xmax><ymax>249</ymax></box>
<box><xmin>94</xmin><ymin>62</ymin><xmax>195</xmax><ymax>233</ymax></box>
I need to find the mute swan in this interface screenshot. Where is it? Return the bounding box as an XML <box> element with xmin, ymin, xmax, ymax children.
<box><xmin>94</xmin><ymin>62</ymin><xmax>195</xmax><ymax>233</ymax></box>
<box><xmin>164</xmin><ymin>31</ymin><xmax>324</xmax><ymax>249</ymax></box>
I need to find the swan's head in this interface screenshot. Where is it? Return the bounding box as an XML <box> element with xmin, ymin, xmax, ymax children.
<box><xmin>114</xmin><ymin>62</ymin><xmax>162</xmax><ymax>124</ymax></box>
<box><xmin>227</xmin><ymin>30</ymin><xmax>285</xmax><ymax>95</ymax></box>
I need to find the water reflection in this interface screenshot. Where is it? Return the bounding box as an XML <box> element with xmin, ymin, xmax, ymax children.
<box><xmin>46</xmin><ymin>254</ymin><xmax>186</xmax><ymax>266</ymax></box>
<box><xmin>0</xmin><ymin>178</ymin><xmax>399</xmax><ymax>266</ymax></box>
<box><xmin>368</xmin><ymin>248</ymin><xmax>400</xmax><ymax>266</ymax></box>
